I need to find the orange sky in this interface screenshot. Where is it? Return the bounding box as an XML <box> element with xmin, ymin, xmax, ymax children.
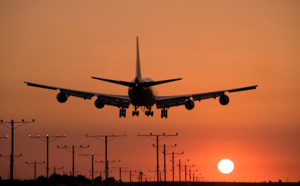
<box><xmin>0</xmin><ymin>0</ymin><xmax>300</xmax><ymax>182</ymax></box>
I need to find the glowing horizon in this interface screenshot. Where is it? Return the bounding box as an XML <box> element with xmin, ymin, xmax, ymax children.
<box><xmin>0</xmin><ymin>0</ymin><xmax>300</xmax><ymax>182</ymax></box>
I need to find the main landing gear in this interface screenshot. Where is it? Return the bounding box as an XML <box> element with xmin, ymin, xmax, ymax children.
<box><xmin>145</xmin><ymin>106</ymin><xmax>153</xmax><ymax>117</ymax></box>
<box><xmin>132</xmin><ymin>106</ymin><xmax>139</xmax><ymax>116</ymax></box>
<box><xmin>132</xmin><ymin>106</ymin><xmax>153</xmax><ymax>117</ymax></box>
<box><xmin>161</xmin><ymin>108</ymin><xmax>168</xmax><ymax>118</ymax></box>
<box><xmin>119</xmin><ymin>108</ymin><xmax>126</xmax><ymax>118</ymax></box>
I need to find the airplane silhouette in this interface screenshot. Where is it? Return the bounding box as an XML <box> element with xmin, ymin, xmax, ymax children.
<box><xmin>25</xmin><ymin>37</ymin><xmax>257</xmax><ymax>118</ymax></box>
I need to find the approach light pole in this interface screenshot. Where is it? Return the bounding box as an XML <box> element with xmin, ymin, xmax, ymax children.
<box><xmin>165</xmin><ymin>151</ymin><xmax>184</xmax><ymax>182</ymax></box>
<box><xmin>153</xmin><ymin>143</ymin><xmax>177</xmax><ymax>182</ymax></box>
<box><xmin>29</xmin><ymin>134</ymin><xmax>66</xmax><ymax>179</ymax></box>
<box><xmin>184</xmin><ymin>163</ymin><xmax>194</xmax><ymax>182</ymax></box>
<box><xmin>25</xmin><ymin>161</ymin><xmax>45</xmax><ymax>180</ymax></box>
<box><xmin>1</xmin><ymin>119</ymin><xmax>35</xmax><ymax>180</ymax></box>
<box><xmin>57</xmin><ymin>145</ymin><xmax>89</xmax><ymax>177</ymax></box>
<box><xmin>86</xmin><ymin>133</ymin><xmax>126</xmax><ymax>180</ymax></box>
<box><xmin>138</xmin><ymin>133</ymin><xmax>178</xmax><ymax>184</ymax></box>
<box><xmin>79</xmin><ymin>153</ymin><xmax>103</xmax><ymax>180</ymax></box>
<box><xmin>95</xmin><ymin>159</ymin><xmax>120</xmax><ymax>179</ymax></box>
<box><xmin>178</xmin><ymin>159</ymin><xmax>189</xmax><ymax>182</ymax></box>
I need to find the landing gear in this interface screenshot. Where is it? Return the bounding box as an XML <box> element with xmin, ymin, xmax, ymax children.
<box><xmin>161</xmin><ymin>108</ymin><xmax>168</xmax><ymax>118</ymax></box>
<box><xmin>132</xmin><ymin>106</ymin><xmax>139</xmax><ymax>116</ymax></box>
<box><xmin>145</xmin><ymin>106</ymin><xmax>153</xmax><ymax>117</ymax></box>
<box><xmin>119</xmin><ymin>108</ymin><xmax>126</xmax><ymax>118</ymax></box>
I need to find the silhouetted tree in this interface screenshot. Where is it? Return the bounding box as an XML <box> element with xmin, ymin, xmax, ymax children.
<box><xmin>75</xmin><ymin>174</ymin><xmax>90</xmax><ymax>183</ymax></box>
<box><xmin>36</xmin><ymin>175</ymin><xmax>48</xmax><ymax>184</ymax></box>
<box><xmin>104</xmin><ymin>177</ymin><xmax>116</xmax><ymax>183</ymax></box>
<box><xmin>94</xmin><ymin>176</ymin><xmax>102</xmax><ymax>183</ymax></box>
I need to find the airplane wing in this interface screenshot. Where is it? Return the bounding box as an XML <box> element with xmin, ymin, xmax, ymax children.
<box><xmin>155</xmin><ymin>85</ymin><xmax>257</xmax><ymax>109</ymax></box>
<box><xmin>24</xmin><ymin>82</ymin><xmax>131</xmax><ymax>108</ymax></box>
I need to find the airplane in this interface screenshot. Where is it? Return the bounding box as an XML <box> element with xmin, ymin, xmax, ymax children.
<box><xmin>25</xmin><ymin>37</ymin><xmax>257</xmax><ymax>118</ymax></box>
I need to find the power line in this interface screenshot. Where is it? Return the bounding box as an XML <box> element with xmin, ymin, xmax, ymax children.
<box><xmin>1</xmin><ymin>119</ymin><xmax>35</xmax><ymax>180</ymax></box>
<box><xmin>57</xmin><ymin>145</ymin><xmax>89</xmax><ymax>177</ymax></box>
<box><xmin>29</xmin><ymin>134</ymin><xmax>66</xmax><ymax>179</ymax></box>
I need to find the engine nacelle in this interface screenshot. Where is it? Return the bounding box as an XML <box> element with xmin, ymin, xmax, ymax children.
<box><xmin>219</xmin><ymin>95</ymin><xmax>229</xmax><ymax>105</ymax></box>
<box><xmin>185</xmin><ymin>100</ymin><xmax>195</xmax><ymax>110</ymax></box>
<box><xmin>57</xmin><ymin>93</ymin><xmax>68</xmax><ymax>103</ymax></box>
<box><xmin>94</xmin><ymin>98</ymin><xmax>105</xmax><ymax>109</ymax></box>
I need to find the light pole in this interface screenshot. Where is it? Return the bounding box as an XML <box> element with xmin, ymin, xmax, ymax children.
<box><xmin>79</xmin><ymin>153</ymin><xmax>103</xmax><ymax>180</ymax></box>
<box><xmin>57</xmin><ymin>145</ymin><xmax>89</xmax><ymax>177</ymax></box>
<box><xmin>1</xmin><ymin>119</ymin><xmax>35</xmax><ymax>180</ymax></box>
<box><xmin>165</xmin><ymin>151</ymin><xmax>183</xmax><ymax>182</ymax></box>
<box><xmin>138</xmin><ymin>133</ymin><xmax>178</xmax><ymax>183</ymax></box>
<box><xmin>25</xmin><ymin>161</ymin><xmax>45</xmax><ymax>180</ymax></box>
<box><xmin>29</xmin><ymin>134</ymin><xmax>66</xmax><ymax>178</ymax></box>
<box><xmin>86</xmin><ymin>133</ymin><xmax>126</xmax><ymax>180</ymax></box>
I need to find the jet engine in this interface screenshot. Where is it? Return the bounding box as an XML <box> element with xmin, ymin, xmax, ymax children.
<box><xmin>185</xmin><ymin>100</ymin><xmax>195</xmax><ymax>110</ymax></box>
<box><xmin>57</xmin><ymin>93</ymin><xmax>68</xmax><ymax>103</ymax></box>
<box><xmin>94</xmin><ymin>98</ymin><xmax>105</xmax><ymax>109</ymax></box>
<box><xmin>219</xmin><ymin>95</ymin><xmax>229</xmax><ymax>105</ymax></box>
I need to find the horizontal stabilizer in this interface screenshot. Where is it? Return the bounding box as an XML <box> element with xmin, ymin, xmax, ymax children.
<box><xmin>141</xmin><ymin>78</ymin><xmax>182</xmax><ymax>87</ymax></box>
<box><xmin>91</xmin><ymin>77</ymin><xmax>134</xmax><ymax>87</ymax></box>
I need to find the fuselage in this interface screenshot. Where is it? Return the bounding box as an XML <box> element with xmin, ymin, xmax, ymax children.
<box><xmin>128</xmin><ymin>77</ymin><xmax>158</xmax><ymax>107</ymax></box>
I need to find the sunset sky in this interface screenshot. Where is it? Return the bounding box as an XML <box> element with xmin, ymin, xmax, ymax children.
<box><xmin>1</xmin><ymin>0</ymin><xmax>300</xmax><ymax>182</ymax></box>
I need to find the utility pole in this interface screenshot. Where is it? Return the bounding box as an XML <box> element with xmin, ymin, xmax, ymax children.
<box><xmin>29</xmin><ymin>134</ymin><xmax>66</xmax><ymax>179</ymax></box>
<box><xmin>57</xmin><ymin>145</ymin><xmax>89</xmax><ymax>177</ymax></box>
<box><xmin>25</xmin><ymin>161</ymin><xmax>45</xmax><ymax>180</ymax></box>
<box><xmin>86</xmin><ymin>134</ymin><xmax>126</xmax><ymax>181</ymax></box>
<box><xmin>79</xmin><ymin>153</ymin><xmax>103</xmax><ymax>181</ymax></box>
<box><xmin>138</xmin><ymin>133</ymin><xmax>178</xmax><ymax>184</ymax></box>
<box><xmin>1</xmin><ymin>119</ymin><xmax>35</xmax><ymax>180</ymax></box>
<box><xmin>165</xmin><ymin>151</ymin><xmax>183</xmax><ymax>182</ymax></box>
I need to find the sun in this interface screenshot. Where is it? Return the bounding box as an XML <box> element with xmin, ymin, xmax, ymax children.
<box><xmin>218</xmin><ymin>159</ymin><xmax>234</xmax><ymax>174</ymax></box>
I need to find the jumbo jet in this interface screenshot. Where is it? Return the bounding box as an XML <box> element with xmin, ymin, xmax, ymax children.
<box><xmin>25</xmin><ymin>37</ymin><xmax>257</xmax><ymax>118</ymax></box>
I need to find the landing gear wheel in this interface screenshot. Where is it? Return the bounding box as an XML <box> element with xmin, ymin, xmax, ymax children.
<box><xmin>132</xmin><ymin>110</ymin><xmax>139</xmax><ymax>116</ymax></box>
<box><xmin>119</xmin><ymin>108</ymin><xmax>126</xmax><ymax>118</ymax></box>
<box><xmin>161</xmin><ymin>109</ymin><xmax>168</xmax><ymax>118</ymax></box>
<box><xmin>145</xmin><ymin>107</ymin><xmax>154</xmax><ymax>117</ymax></box>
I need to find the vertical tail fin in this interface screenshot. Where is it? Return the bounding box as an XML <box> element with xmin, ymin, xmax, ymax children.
<box><xmin>136</xmin><ymin>37</ymin><xmax>142</xmax><ymax>78</ymax></box>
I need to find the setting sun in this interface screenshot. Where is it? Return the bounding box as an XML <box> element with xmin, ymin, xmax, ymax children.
<box><xmin>218</xmin><ymin>159</ymin><xmax>234</xmax><ymax>174</ymax></box>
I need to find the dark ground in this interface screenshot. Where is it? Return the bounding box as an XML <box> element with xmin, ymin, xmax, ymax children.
<box><xmin>0</xmin><ymin>181</ymin><xmax>299</xmax><ymax>186</ymax></box>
